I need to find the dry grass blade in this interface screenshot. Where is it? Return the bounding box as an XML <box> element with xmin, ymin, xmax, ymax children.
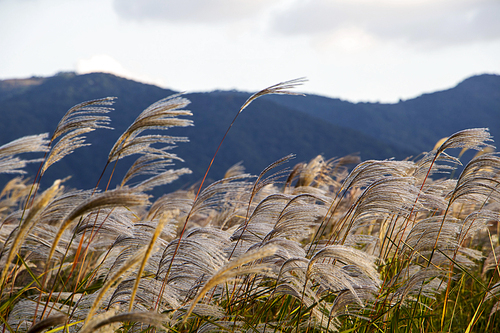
<box><xmin>79</xmin><ymin>311</ymin><xmax>167</xmax><ymax>333</ymax></box>
<box><xmin>128</xmin><ymin>214</ymin><xmax>169</xmax><ymax>312</ymax></box>
<box><xmin>0</xmin><ymin>179</ymin><xmax>62</xmax><ymax>287</ymax></box>
<box><xmin>83</xmin><ymin>246</ymin><xmax>147</xmax><ymax>325</ymax></box>
<box><xmin>26</xmin><ymin>314</ymin><xmax>67</xmax><ymax>333</ymax></box>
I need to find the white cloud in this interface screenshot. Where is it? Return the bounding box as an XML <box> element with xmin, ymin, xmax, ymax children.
<box><xmin>76</xmin><ymin>54</ymin><xmax>166</xmax><ymax>87</ymax></box>
<box><xmin>270</xmin><ymin>0</ymin><xmax>500</xmax><ymax>48</ymax></box>
<box><xmin>113</xmin><ymin>0</ymin><xmax>275</xmax><ymax>24</ymax></box>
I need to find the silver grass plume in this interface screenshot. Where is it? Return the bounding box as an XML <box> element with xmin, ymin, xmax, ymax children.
<box><xmin>74</xmin><ymin>206</ymin><xmax>136</xmax><ymax>241</ymax></box>
<box><xmin>0</xmin><ymin>177</ymin><xmax>31</xmax><ymax>218</ymax></box>
<box><xmin>147</xmin><ymin>190</ymin><xmax>194</xmax><ymax>221</ymax></box>
<box><xmin>335</xmin><ymin>177</ymin><xmax>421</xmax><ymax>245</ymax></box>
<box><xmin>21</xmin><ymin>224</ymin><xmax>78</xmax><ymax>262</ymax></box>
<box><xmin>121</xmin><ymin>151</ymin><xmax>176</xmax><ymax>185</ymax></box>
<box><xmin>196</xmin><ymin>320</ymin><xmax>246</xmax><ymax>333</ymax></box>
<box><xmin>46</xmin><ymin>187</ymin><xmax>149</xmax><ymax>265</ymax></box>
<box><xmin>224</xmin><ymin>161</ymin><xmax>246</xmax><ymax>179</ymax></box>
<box><xmin>0</xmin><ymin>134</ymin><xmax>50</xmax><ymax>174</ymax></box>
<box><xmin>191</xmin><ymin>79</ymin><xmax>306</xmax><ymax>202</ymax></box>
<box><xmin>274</xmin><ymin>258</ymin><xmax>330</xmax><ymax>328</ymax></box>
<box><xmin>458</xmin><ymin>210</ymin><xmax>498</xmax><ymax>248</ymax></box>
<box><xmin>158</xmin><ymin>228</ymin><xmax>231</xmax><ymax>289</ymax></box>
<box><xmin>447</xmin><ymin>152</ymin><xmax>500</xmax><ymax>207</ymax></box>
<box><xmin>108</xmin><ymin>277</ymin><xmax>181</xmax><ymax>312</ymax></box>
<box><xmin>293</xmin><ymin>154</ymin><xmax>359</xmax><ymax>191</ymax></box>
<box><xmin>250</xmin><ymin>154</ymin><xmax>295</xmax><ymax>197</ymax></box>
<box><xmin>328</xmin><ymin>288</ymin><xmax>376</xmax><ymax>329</ymax></box>
<box><xmin>190</xmin><ymin>174</ymin><xmax>254</xmax><ymax>216</ymax></box>
<box><xmin>388</xmin><ymin>267</ymin><xmax>446</xmax><ymax>306</ymax></box>
<box><xmin>171</xmin><ymin>304</ymin><xmax>226</xmax><ymax>327</ymax></box>
<box><xmin>295</xmin><ymin>155</ymin><xmax>327</xmax><ymax>188</ymax></box>
<box><xmin>231</xmin><ymin>194</ymin><xmax>295</xmax><ymax>244</ymax></box>
<box><xmin>264</xmin><ymin>193</ymin><xmax>331</xmax><ymax>242</ymax></box>
<box><xmin>7</xmin><ymin>298</ymin><xmax>69</xmax><ymax>332</ymax></box>
<box><xmin>313</xmin><ymin>159</ymin><xmax>418</xmax><ymax>255</ymax></box>
<box><xmin>341</xmin><ymin>160</ymin><xmax>416</xmax><ymax>192</ymax></box>
<box><xmin>227</xmin><ymin>154</ymin><xmax>296</xmax><ymax>258</ymax></box>
<box><xmin>414</xmin><ymin>150</ymin><xmax>460</xmax><ymax>179</ymax></box>
<box><xmin>435</xmin><ymin>128</ymin><xmax>493</xmax><ymax>153</ymax></box>
<box><xmin>412</xmin><ymin>128</ymin><xmax>494</xmax><ymax>205</ymax></box>
<box><xmin>108</xmin><ymin>94</ymin><xmax>193</xmax><ymax>162</ymax></box>
<box><xmin>183</xmin><ymin>245</ymin><xmax>278</xmax><ymax>322</ymax></box>
<box><xmin>402</xmin><ymin>215</ymin><xmax>463</xmax><ymax>263</ymax></box>
<box><xmin>128</xmin><ymin>206</ymin><xmax>177</xmax><ymax>312</ymax></box>
<box><xmin>41</xmin><ymin>97</ymin><xmax>115</xmax><ymax>174</ymax></box>
<box><xmin>419</xmin><ymin>137</ymin><xmax>498</xmax><ymax>271</ymax></box>
<box><xmin>132</xmin><ymin>167</ymin><xmax>192</xmax><ymax>192</ymax></box>
<box><xmin>238</xmin><ymin>78</ymin><xmax>307</xmax><ymax>114</ymax></box>
<box><xmin>307</xmin><ymin>245</ymin><xmax>380</xmax><ymax>286</ymax></box>
<box><xmin>486</xmin><ymin>282</ymin><xmax>500</xmax><ymax>317</ymax></box>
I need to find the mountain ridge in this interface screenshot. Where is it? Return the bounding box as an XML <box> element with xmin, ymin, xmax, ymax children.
<box><xmin>0</xmin><ymin>72</ymin><xmax>498</xmax><ymax>194</ymax></box>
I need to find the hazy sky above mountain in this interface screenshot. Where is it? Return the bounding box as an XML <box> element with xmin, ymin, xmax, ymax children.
<box><xmin>1</xmin><ymin>0</ymin><xmax>499</xmax><ymax>102</ymax></box>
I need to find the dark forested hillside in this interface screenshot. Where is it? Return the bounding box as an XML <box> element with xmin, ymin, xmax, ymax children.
<box><xmin>0</xmin><ymin>72</ymin><xmax>498</xmax><ymax>193</ymax></box>
<box><xmin>267</xmin><ymin>74</ymin><xmax>500</xmax><ymax>153</ymax></box>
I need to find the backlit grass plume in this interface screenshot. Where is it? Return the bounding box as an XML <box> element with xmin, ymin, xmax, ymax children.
<box><xmin>0</xmin><ymin>134</ymin><xmax>50</xmax><ymax>174</ymax></box>
<box><xmin>42</xmin><ymin>97</ymin><xmax>115</xmax><ymax>175</ymax></box>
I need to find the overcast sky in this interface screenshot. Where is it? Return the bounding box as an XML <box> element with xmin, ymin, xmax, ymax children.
<box><xmin>1</xmin><ymin>0</ymin><xmax>499</xmax><ymax>102</ymax></box>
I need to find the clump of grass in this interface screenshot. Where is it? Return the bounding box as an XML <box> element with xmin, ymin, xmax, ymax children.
<box><xmin>0</xmin><ymin>81</ymin><xmax>499</xmax><ymax>333</ymax></box>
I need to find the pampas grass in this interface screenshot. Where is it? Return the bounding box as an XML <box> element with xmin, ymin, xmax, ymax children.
<box><xmin>0</xmin><ymin>82</ymin><xmax>499</xmax><ymax>332</ymax></box>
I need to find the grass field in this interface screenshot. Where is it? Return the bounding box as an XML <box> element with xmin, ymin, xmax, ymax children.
<box><xmin>1</xmin><ymin>80</ymin><xmax>500</xmax><ymax>332</ymax></box>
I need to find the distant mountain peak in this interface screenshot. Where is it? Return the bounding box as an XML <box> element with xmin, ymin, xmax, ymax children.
<box><xmin>455</xmin><ymin>73</ymin><xmax>500</xmax><ymax>92</ymax></box>
<box><xmin>0</xmin><ymin>76</ymin><xmax>46</xmax><ymax>100</ymax></box>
